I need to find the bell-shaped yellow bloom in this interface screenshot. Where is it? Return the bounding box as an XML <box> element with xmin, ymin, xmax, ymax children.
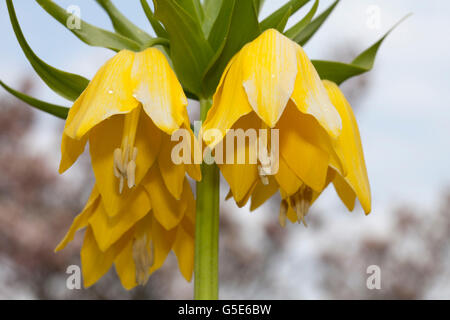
<box><xmin>202</xmin><ymin>29</ymin><xmax>371</xmax><ymax>225</ymax></box>
<box><xmin>273</xmin><ymin>80</ymin><xmax>371</xmax><ymax>226</ymax></box>
<box><xmin>57</xmin><ymin>48</ymin><xmax>200</xmax><ymax>289</ymax></box>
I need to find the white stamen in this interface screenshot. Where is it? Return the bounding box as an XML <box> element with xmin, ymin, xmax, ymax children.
<box><xmin>294</xmin><ymin>198</ymin><xmax>308</xmax><ymax>227</ymax></box>
<box><xmin>127</xmin><ymin>160</ymin><xmax>136</xmax><ymax>189</ymax></box>
<box><xmin>291</xmin><ymin>186</ymin><xmax>313</xmax><ymax>227</ymax></box>
<box><xmin>113</xmin><ymin>107</ymin><xmax>141</xmax><ymax>193</ymax></box>
<box><xmin>119</xmin><ymin>176</ymin><xmax>124</xmax><ymax>194</ymax></box>
<box><xmin>114</xmin><ymin>148</ymin><xmax>123</xmax><ymax>176</ymax></box>
<box><xmin>258</xmin><ymin>164</ymin><xmax>271</xmax><ymax>185</ymax></box>
<box><xmin>132</xmin><ymin>235</ymin><xmax>154</xmax><ymax>286</ymax></box>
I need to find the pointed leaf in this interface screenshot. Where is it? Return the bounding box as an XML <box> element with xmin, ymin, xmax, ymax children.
<box><xmin>260</xmin><ymin>0</ymin><xmax>310</xmax><ymax>31</ymax></box>
<box><xmin>203</xmin><ymin>0</ymin><xmax>260</xmax><ymax>96</ymax></box>
<box><xmin>0</xmin><ymin>80</ymin><xmax>69</xmax><ymax>119</ymax></box>
<box><xmin>95</xmin><ymin>0</ymin><xmax>153</xmax><ymax>44</ymax></box>
<box><xmin>202</xmin><ymin>0</ymin><xmax>223</xmax><ymax>36</ymax></box>
<box><xmin>207</xmin><ymin>0</ymin><xmax>235</xmax><ymax>51</ymax></box>
<box><xmin>296</xmin><ymin>0</ymin><xmax>339</xmax><ymax>46</ymax></box>
<box><xmin>285</xmin><ymin>0</ymin><xmax>319</xmax><ymax>40</ymax></box>
<box><xmin>311</xmin><ymin>60</ymin><xmax>366</xmax><ymax>85</ymax></box>
<box><xmin>178</xmin><ymin>0</ymin><xmax>204</xmax><ymax>23</ymax></box>
<box><xmin>36</xmin><ymin>0</ymin><xmax>141</xmax><ymax>52</ymax></box>
<box><xmin>140</xmin><ymin>0</ymin><xmax>168</xmax><ymax>38</ymax></box>
<box><xmin>7</xmin><ymin>0</ymin><xmax>89</xmax><ymax>101</ymax></box>
<box><xmin>154</xmin><ymin>0</ymin><xmax>214</xmax><ymax>95</ymax></box>
<box><xmin>253</xmin><ymin>0</ymin><xmax>266</xmax><ymax>15</ymax></box>
<box><xmin>312</xmin><ymin>15</ymin><xmax>410</xmax><ymax>84</ymax></box>
<box><xmin>275</xmin><ymin>6</ymin><xmax>292</xmax><ymax>33</ymax></box>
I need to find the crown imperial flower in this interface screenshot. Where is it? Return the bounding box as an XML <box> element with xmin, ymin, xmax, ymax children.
<box><xmin>202</xmin><ymin>29</ymin><xmax>371</xmax><ymax>224</ymax></box>
<box><xmin>57</xmin><ymin>48</ymin><xmax>200</xmax><ymax>289</ymax></box>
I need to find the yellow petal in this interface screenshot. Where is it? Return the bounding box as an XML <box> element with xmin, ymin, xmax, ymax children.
<box><xmin>158</xmin><ymin>133</ymin><xmax>186</xmax><ymax>199</ymax></box>
<box><xmin>114</xmin><ymin>241</ymin><xmax>137</xmax><ymax>290</ymax></box>
<box><xmin>180</xmin><ymin>187</ymin><xmax>195</xmax><ymax>238</ymax></box>
<box><xmin>59</xmin><ymin>90</ymin><xmax>89</xmax><ymax>173</ymax></box>
<box><xmin>236</xmin><ymin>181</ymin><xmax>258</xmax><ymax>208</ymax></box>
<box><xmin>333</xmin><ymin>173</ymin><xmax>356</xmax><ymax>211</ymax></box>
<box><xmin>89</xmin><ymin>112</ymin><xmax>159</xmax><ymax>217</ymax></box>
<box><xmin>202</xmin><ymin>54</ymin><xmax>253</xmax><ymax>148</ymax></box>
<box><xmin>311</xmin><ymin>168</ymin><xmax>336</xmax><ymax>204</ymax></box>
<box><xmin>88</xmin><ymin>115</ymin><xmax>131</xmax><ymax>216</ymax></box>
<box><xmin>241</xmin><ymin>29</ymin><xmax>298</xmax><ymax>127</ymax></box>
<box><xmin>218</xmin><ymin>114</ymin><xmax>260</xmax><ymax>203</ymax></box>
<box><xmin>142</xmin><ymin>165</ymin><xmax>188</xmax><ymax>230</ymax></box>
<box><xmin>149</xmin><ymin>215</ymin><xmax>177</xmax><ymax>273</ymax></box>
<box><xmin>250</xmin><ymin>178</ymin><xmax>279</xmax><ymax>211</ymax></box>
<box><xmin>173</xmin><ymin>224</ymin><xmax>194</xmax><ymax>282</ymax></box>
<box><xmin>89</xmin><ymin>187</ymin><xmax>151</xmax><ymax>252</ymax></box>
<box><xmin>185</xmin><ymin>124</ymin><xmax>202</xmax><ymax>181</ymax></box>
<box><xmin>274</xmin><ymin>157</ymin><xmax>303</xmax><ymax>197</ymax></box>
<box><xmin>65</xmin><ymin>50</ymin><xmax>139</xmax><ymax>140</ymax></box>
<box><xmin>135</xmin><ymin>112</ymin><xmax>163</xmax><ymax>185</ymax></box>
<box><xmin>323</xmin><ymin>80</ymin><xmax>371</xmax><ymax>214</ymax></box>
<box><xmin>55</xmin><ymin>186</ymin><xmax>100</xmax><ymax>252</ymax></box>
<box><xmin>59</xmin><ymin>134</ymin><xmax>87</xmax><ymax>174</ymax></box>
<box><xmin>291</xmin><ymin>45</ymin><xmax>342</xmax><ymax>138</ymax></box>
<box><xmin>186</xmin><ymin>163</ymin><xmax>202</xmax><ymax>182</ymax></box>
<box><xmin>131</xmin><ymin>48</ymin><xmax>187</xmax><ymax>135</ymax></box>
<box><xmin>81</xmin><ymin>226</ymin><xmax>132</xmax><ymax>288</ymax></box>
<box><xmin>278</xmin><ymin>102</ymin><xmax>333</xmax><ymax>192</ymax></box>
<box><xmin>286</xmin><ymin>204</ymin><xmax>298</xmax><ymax>224</ymax></box>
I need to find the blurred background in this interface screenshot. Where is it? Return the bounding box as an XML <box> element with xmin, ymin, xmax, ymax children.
<box><xmin>0</xmin><ymin>0</ymin><xmax>449</xmax><ymax>299</ymax></box>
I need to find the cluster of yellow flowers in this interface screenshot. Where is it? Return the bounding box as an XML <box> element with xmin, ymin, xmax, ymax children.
<box><xmin>59</xmin><ymin>29</ymin><xmax>371</xmax><ymax>289</ymax></box>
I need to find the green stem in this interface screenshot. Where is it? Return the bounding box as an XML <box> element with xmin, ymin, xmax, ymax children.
<box><xmin>194</xmin><ymin>98</ymin><xmax>220</xmax><ymax>300</ymax></box>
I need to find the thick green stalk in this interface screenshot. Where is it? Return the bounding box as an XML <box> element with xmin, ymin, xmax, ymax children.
<box><xmin>194</xmin><ymin>98</ymin><xmax>220</xmax><ymax>300</ymax></box>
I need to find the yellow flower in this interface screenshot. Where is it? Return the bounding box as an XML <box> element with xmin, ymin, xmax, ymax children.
<box><xmin>202</xmin><ymin>29</ymin><xmax>371</xmax><ymax>225</ymax></box>
<box><xmin>56</xmin><ymin>48</ymin><xmax>200</xmax><ymax>289</ymax></box>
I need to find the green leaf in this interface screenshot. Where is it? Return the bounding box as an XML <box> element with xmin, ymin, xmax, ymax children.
<box><xmin>253</xmin><ymin>0</ymin><xmax>266</xmax><ymax>16</ymax></box>
<box><xmin>296</xmin><ymin>0</ymin><xmax>339</xmax><ymax>46</ymax></box>
<box><xmin>207</xmin><ymin>0</ymin><xmax>235</xmax><ymax>51</ymax></box>
<box><xmin>154</xmin><ymin>0</ymin><xmax>214</xmax><ymax>95</ymax></box>
<box><xmin>285</xmin><ymin>0</ymin><xmax>319</xmax><ymax>40</ymax></box>
<box><xmin>0</xmin><ymin>80</ymin><xmax>69</xmax><ymax>119</ymax></box>
<box><xmin>36</xmin><ymin>0</ymin><xmax>141</xmax><ymax>52</ymax></box>
<box><xmin>203</xmin><ymin>0</ymin><xmax>260</xmax><ymax>96</ymax></box>
<box><xmin>274</xmin><ymin>6</ymin><xmax>292</xmax><ymax>33</ymax></box>
<box><xmin>95</xmin><ymin>0</ymin><xmax>153</xmax><ymax>45</ymax></box>
<box><xmin>177</xmin><ymin>0</ymin><xmax>204</xmax><ymax>23</ymax></box>
<box><xmin>312</xmin><ymin>15</ymin><xmax>410</xmax><ymax>85</ymax></box>
<box><xmin>202</xmin><ymin>0</ymin><xmax>223</xmax><ymax>37</ymax></box>
<box><xmin>7</xmin><ymin>0</ymin><xmax>88</xmax><ymax>101</ymax></box>
<box><xmin>140</xmin><ymin>0</ymin><xmax>168</xmax><ymax>38</ymax></box>
<box><xmin>260</xmin><ymin>0</ymin><xmax>310</xmax><ymax>31</ymax></box>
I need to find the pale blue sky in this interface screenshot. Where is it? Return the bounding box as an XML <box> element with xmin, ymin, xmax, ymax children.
<box><xmin>1</xmin><ymin>0</ymin><xmax>449</xmax><ymax>214</ymax></box>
